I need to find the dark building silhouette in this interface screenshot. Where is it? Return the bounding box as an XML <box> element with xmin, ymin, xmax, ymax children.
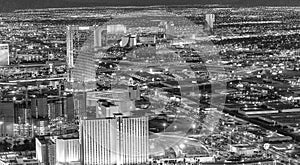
<box><xmin>0</xmin><ymin>102</ymin><xmax>14</xmax><ymax>136</ymax></box>
<box><xmin>31</xmin><ymin>97</ymin><xmax>48</xmax><ymax>119</ymax></box>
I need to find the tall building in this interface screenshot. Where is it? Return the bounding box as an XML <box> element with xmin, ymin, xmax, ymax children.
<box><xmin>63</xmin><ymin>95</ymin><xmax>75</xmax><ymax>122</ymax></box>
<box><xmin>36</xmin><ymin>137</ymin><xmax>56</xmax><ymax>165</ymax></box>
<box><xmin>47</xmin><ymin>97</ymin><xmax>63</xmax><ymax>119</ymax></box>
<box><xmin>48</xmin><ymin>141</ymin><xmax>56</xmax><ymax>165</ymax></box>
<box><xmin>0</xmin><ymin>102</ymin><xmax>14</xmax><ymax>137</ymax></box>
<box><xmin>205</xmin><ymin>14</ymin><xmax>215</xmax><ymax>30</ymax></box>
<box><xmin>120</xmin><ymin>36</ymin><xmax>130</xmax><ymax>47</ymax></box>
<box><xmin>0</xmin><ymin>101</ymin><xmax>33</xmax><ymax>137</ymax></box>
<box><xmin>73</xmin><ymin>91</ymin><xmax>87</xmax><ymax>119</ymax></box>
<box><xmin>35</xmin><ymin>119</ymin><xmax>49</xmax><ymax>136</ymax></box>
<box><xmin>80</xmin><ymin>115</ymin><xmax>149</xmax><ymax>165</ymax></box>
<box><xmin>66</xmin><ymin>24</ymin><xmax>126</xmax><ymax>83</ymax></box>
<box><xmin>94</xmin><ymin>26</ymin><xmax>108</xmax><ymax>49</ymax></box>
<box><xmin>67</xmin><ymin>26</ymin><xmax>91</xmax><ymax>69</ymax></box>
<box><xmin>129</xmin><ymin>35</ymin><xmax>137</xmax><ymax>47</ymax></box>
<box><xmin>66</xmin><ymin>26</ymin><xmax>97</xmax><ymax>83</ymax></box>
<box><xmin>31</xmin><ymin>97</ymin><xmax>48</xmax><ymax>119</ymax></box>
<box><xmin>36</xmin><ymin>137</ymin><xmax>48</xmax><ymax>164</ymax></box>
<box><xmin>128</xmin><ymin>85</ymin><xmax>141</xmax><ymax>101</ymax></box>
<box><xmin>56</xmin><ymin>137</ymin><xmax>81</xmax><ymax>165</ymax></box>
<box><xmin>0</xmin><ymin>44</ymin><xmax>9</xmax><ymax>66</ymax></box>
<box><xmin>66</xmin><ymin>26</ymin><xmax>100</xmax><ymax>121</ymax></box>
<box><xmin>64</xmin><ymin>82</ymin><xmax>96</xmax><ymax>119</ymax></box>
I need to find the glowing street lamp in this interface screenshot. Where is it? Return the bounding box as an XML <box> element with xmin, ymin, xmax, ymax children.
<box><xmin>192</xmin><ymin>123</ymin><xmax>196</xmax><ymax>134</ymax></box>
<box><xmin>174</xmin><ymin>125</ymin><xmax>177</xmax><ymax>131</ymax></box>
<box><xmin>162</xmin><ymin>123</ymin><xmax>167</xmax><ymax>133</ymax></box>
<box><xmin>0</xmin><ymin>118</ymin><xmax>4</xmax><ymax>137</ymax></box>
<box><xmin>192</xmin><ymin>124</ymin><xmax>196</xmax><ymax>129</ymax></box>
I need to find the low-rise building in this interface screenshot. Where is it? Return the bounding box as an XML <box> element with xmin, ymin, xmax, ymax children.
<box><xmin>229</xmin><ymin>144</ymin><xmax>259</xmax><ymax>156</ymax></box>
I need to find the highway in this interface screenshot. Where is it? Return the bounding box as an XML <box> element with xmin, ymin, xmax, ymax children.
<box><xmin>8</xmin><ymin>74</ymin><xmax>67</xmax><ymax>83</ymax></box>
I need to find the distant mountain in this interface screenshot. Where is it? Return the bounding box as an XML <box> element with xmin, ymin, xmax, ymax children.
<box><xmin>0</xmin><ymin>0</ymin><xmax>299</xmax><ymax>12</ymax></box>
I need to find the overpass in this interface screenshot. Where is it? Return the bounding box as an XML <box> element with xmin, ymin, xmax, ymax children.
<box><xmin>8</xmin><ymin>74</ymin><xmax>67</xmax><ymax>83</ymax></box>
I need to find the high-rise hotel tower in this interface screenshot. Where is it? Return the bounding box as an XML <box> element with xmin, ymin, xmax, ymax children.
<box><xmin>80</xmin><ymin>114</ymin><xmax>149</xmax><ymax>165</ymax></box>
<box><xmin>66</xmin><ymin>25</ymin><xmax>126</xmax><ymax>83</ymax></box>
<box><xmin>205</xmin><ymin>14</ymin><xmax>215</xmax><ymax>31</ymax></box>
<box><xmin>66</xmin><ymin>26</ymin><xmax>105</xmax><ymax>83</ymax></box>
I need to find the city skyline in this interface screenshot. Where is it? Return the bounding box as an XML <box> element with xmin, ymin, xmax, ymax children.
<box><xmin>0</xmin><ymin>0</ymin><xmax>300</xmax><ymax>12</ymax></box>
<box><xmin>0</xmin><ymin>3</ymin><xmax>299</xmax><ymax>165</ymax></box>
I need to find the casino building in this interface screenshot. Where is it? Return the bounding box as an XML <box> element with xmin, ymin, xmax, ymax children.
<box><xmin>80</xmin><ymin>114</ymin><xmax>149</xmax><ymax>165</ymax></box>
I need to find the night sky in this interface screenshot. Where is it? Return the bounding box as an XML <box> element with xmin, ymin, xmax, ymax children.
<box><xmin>0</xmin><ymin>0</ymin><xmax>299</xmax><ymax>12</ymax></box>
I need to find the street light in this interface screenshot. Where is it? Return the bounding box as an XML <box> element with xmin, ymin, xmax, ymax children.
<box><xmin>192</xmin><ymin>124</ymin><xmax>196</xmax><ymax>129</ymax></box>
<box><xmin>162</xmin><ymin>123</ymin><xmax>167</xmax><ymax>133</ymax></box>
<box><xmin>192</xmin><ymin>124</ymin><xmax>196</xmax><ymax>134</ymax></box>
<box><xmin>174</xmin><ymin>125</ymin><xmax>177</xmax><ymax>131</ymax></box>
<box><xmin>0</xmin><ymin>116</ymin><xmax>4</xmax><ymax>137</ymax></box>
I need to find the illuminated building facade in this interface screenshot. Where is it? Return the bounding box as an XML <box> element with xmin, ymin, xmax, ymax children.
<box><xmin>80</xmin><ymin>115</ymin><xmax>149</xmax><ymax>165</ymax></box>
<box><xmin>129</xmin><ymin>35</ymin><xmax>137</xmax><ymax>47</ymax></box>
<box><xmin>66</xmin><ymin>26</ymin><xmax>107</xmax><ymax>120</ymax></box>
<box><xmin>66</xmin><ymin>26</ymin><xmax>95</xmax><ymax>83</ymax></box>
<box><xmin>120</xmin><ymin>35</ymin><xmax>137</xmax><ymax>47</ymax></box>
<box><xmin>107</xmin><ymin>24</ymin><xmax>126</xmax><ymax>34</ymax></box>
<box><xmin>0</xmin><ymin>43</ymin><xmax>9</xmax><ymax>66</ymax></box>
<box><xmin>66</xmin><ymin>26</ymin><xmax>105</xmax><ymax>83</ymax></box>
<box><xmin>35</xmin><ymin>119</ymin><xmax>49</xmax><ymax>136</ymax></box>
<box><xmin>205</xmin><ymin>14</ymin><xmax>215</xmax><ymax>30</ymax></box>
<box><xmin>66</xmin><ymin>25</ymin><xmax>127</xmax><ymax>120</ymax></box>
<box><xmin>120</xmin><ymin>36</ymin><xmax>130</xmax><ymax>47</ymax></box>
<box><xmin>36</xmin><ymin>137</ymin><xmax>56</xmax><ymax>165</ymax></box>
<box><xmin>56</xmin><ymin>137</ymin><xmax>81</xmax><ymax>164</ymax></box>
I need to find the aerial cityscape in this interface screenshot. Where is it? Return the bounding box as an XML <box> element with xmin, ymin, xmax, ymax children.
<box><xmin>0</xmin><ymin>1</ymin><xmax>299</xmax><ymax>165</ymax></box>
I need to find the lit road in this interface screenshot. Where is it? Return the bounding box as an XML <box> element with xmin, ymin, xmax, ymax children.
<box><xmin>8</xmin><ymin>75</ymin><xmax>66</xmax><ymax>83</ymax></box>
<box><xmin>149</xmin><ymin>132</ymin><xmax>210</xmax><ymax>157</ymax></box>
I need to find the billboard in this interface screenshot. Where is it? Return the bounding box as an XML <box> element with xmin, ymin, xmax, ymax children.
<box><xmin>0</xmin><ymin>44</ymin><xmax>9</xmax><ymax>66</ymax></box>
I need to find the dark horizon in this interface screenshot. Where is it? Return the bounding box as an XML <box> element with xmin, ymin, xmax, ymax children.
<box><xmin>0</xmin><ymin>0</ymin><xmax>299</xmax><ymax>12</ymax></box>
